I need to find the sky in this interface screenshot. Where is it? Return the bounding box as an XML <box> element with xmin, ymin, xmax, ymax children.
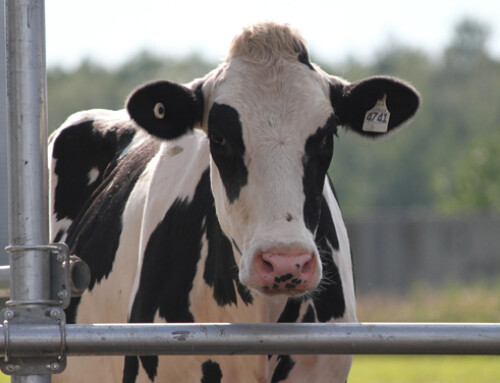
<box><xmin>45</xmin><ymin>0</ymin><xmax>500</xmax><ymax>69</ymax></box>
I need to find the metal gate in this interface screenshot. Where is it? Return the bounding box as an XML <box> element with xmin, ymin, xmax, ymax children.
<box><xmin>1</xmin><ymin>1</ymin><xmax>499</xmax><ymax>382</ymax></box>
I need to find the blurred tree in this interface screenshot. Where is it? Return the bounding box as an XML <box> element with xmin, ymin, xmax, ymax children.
<box><xmin>433</xmin><ymin>133</ymin><xmax>500</xmax><ymax>212</ymax></box>
<box><xmin>48</xmin><ymin>59</ymin><xmax>119</xmax><ymax>131</ymax></box>
<box><xmin>444</xmin><ymin>18</ymin><xmax>491</xmax><ymax>72</ymax></box>
<box><xmin>328</xmin><ymin>17</ymin><xmax>500</xmax><ymax>214</ymax></box>
<box><xmin>47</xmin><ymin>53</ymin><xmax>213</xmax><ymax>131</ymax></box>
<box><xmin>327</xmin><ymin>44</ymin><xmax>434</xmax><ymax>212</ymax></box>
<box><xmin>428</xmin><ymin>18</ymin><xmax>500</xmax><ymax>213</ymax></box>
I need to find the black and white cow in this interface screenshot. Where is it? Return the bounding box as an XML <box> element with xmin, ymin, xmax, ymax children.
<box><xmin>49</xmin><ymin>22</ymin><xmax>419</xmax><ymax>383</ymax></box>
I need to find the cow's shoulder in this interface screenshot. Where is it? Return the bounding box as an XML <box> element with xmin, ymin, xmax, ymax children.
<box><xmin>50</xmin><ymin>109</ymin><xmax>162</xmax><ymax>292</ymax></box>
<box><xmin>49</xmin><ymin>109</ymin><xmax>141</xmax><ymax>224</ymax></box>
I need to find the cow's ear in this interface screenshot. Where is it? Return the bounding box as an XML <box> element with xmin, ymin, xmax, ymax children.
<box><xmin>126</xmin><ymin>80</ymin><xmax>203</xmax><ymax>140</ymax></box>
<box><xmin>330</xmin><ymin>76</ymin><xmax>420</xmax><ymax>138</ymax></box>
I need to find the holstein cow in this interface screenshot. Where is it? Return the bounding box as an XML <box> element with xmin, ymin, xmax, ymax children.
<box><xmin>49</xmin><ymin>22</ymin><xmax>419</xmax><ymax>383</ymax></box>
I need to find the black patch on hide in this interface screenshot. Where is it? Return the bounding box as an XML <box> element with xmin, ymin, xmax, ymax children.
<box><xmin>53</xmin><ymin>119</ymin><xmax>160</xmax><ymax>323</ymax></box>
<box><xmin>312</xmin><ymin>194</ymin><xmax>346</xmax><ymax>321</ymax></box>
<box><xmin>208</xmin><ymin>103</ymin><xmax>248</xmax><ymax>203</ymax></box>
<box><xmin>201</xmin><ymin>360</ymin><xmax>223</xmax><ymax>383</ymax></box>
<box><xmin>302</xmin><ymin>116</ymin><xmax>337</xmax><ymax>232</ymax></box>
<box><xmin>271</xmin><ymin>355</ymin><xmax>296</xmax><ymax>383</ymax></box>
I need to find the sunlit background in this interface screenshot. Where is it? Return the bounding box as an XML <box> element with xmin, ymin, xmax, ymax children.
<box><xmin>1</xmin><ymin>1</ymin><xmax>500</xmax><ymax>382</ymax></box>
<box><xmin>45</xmin><ymin>0</ymin><xmax>500</xmax><ymax>68</ymax></box>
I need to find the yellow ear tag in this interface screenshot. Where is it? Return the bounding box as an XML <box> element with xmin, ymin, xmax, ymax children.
<box><xmin>362</xmin><ymin>94</ymin><xmax>390</xmax><ymax>133</ymax></box>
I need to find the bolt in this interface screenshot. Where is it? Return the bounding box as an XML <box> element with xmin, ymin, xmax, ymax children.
<box><xmin>58</xmin><ymin>289</ymin><xmax>68</xmax><ymax>300</ymax></box>
<box><xmin>5</xmin><ymin>364</ymin><xmax>16</xmax><ymax>373</ymax></box>
<box><xmin>48</xmin><ymin>362</ymin><xmax>60</xmax><ymax>372</ymax></box>
<box><xmin>4</xmin><ymin>310</ymin><xmax>14</xmax><ymax>319</ymax></box>
<box><xmin>50</xmin><ymin>309</ymin><xmax>60</xmax><ymax>319</ymax></box>
<box><xmin>56</xmin><ymin>253</ymin><xmax>66</xmax><ymax>263</ymax></box>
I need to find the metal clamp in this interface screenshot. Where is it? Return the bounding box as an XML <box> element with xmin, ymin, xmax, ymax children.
<box><xmin>3</xmin><ymin>320</ymin><xmax>10</xmax><ymax>364</ymax></box>
<box><xmin>0</xmin><ymin>243</ymin><xmax>81</xmax><ymax>375</ymax></box>
<box><xmin>51</xmin><ymin>307</ymin><xmax>67</xmax><ymax>365</ymax></box>
<box><xmin>5</xmin><ymin>243</ymin><xmax>72</xmax><ymax>309</ymax></box>
<box><xmin>1</xmin><ymin>306</ymin><xmax>67</xmax><ymax>375</ymax></box>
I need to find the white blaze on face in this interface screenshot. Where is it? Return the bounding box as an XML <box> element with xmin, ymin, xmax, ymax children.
<box><xmin>206</xmin><ymin>57</ymin><xmax>334</xmax><ymax>296</ymax></box>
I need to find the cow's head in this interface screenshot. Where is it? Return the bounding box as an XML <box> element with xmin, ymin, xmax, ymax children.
<box><xmin>127</xmin><ymin>23</ymin><xmax>420</xmax><ymax>297</ymax></box>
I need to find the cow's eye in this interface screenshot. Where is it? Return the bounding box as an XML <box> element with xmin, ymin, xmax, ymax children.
<box><xmin>153</xmin><ymin>103</ymin><xmax>165</xmax><ymax>119</ymax></box>
<box><xmin>209</xmin><ymin>133</ymin><xmax>226</xmax><ymax>146</ymax></box>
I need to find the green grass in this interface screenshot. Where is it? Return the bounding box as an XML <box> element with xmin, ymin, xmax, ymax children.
<box><xmin>356</xmin><ymin>279</ymin><xmax>500</xmax><ymax>323</ymax></box>
<box><xmin>350</xmin><ymin>355</ymin><xmax>500</xmax><ymax>383</ymax></box>
<box><xmin>350</xmin><ymin>280</ymin><xmax>500</xmax><ymax>382</ymax></box>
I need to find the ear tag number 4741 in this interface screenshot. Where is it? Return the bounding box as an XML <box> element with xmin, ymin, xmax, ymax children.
<box><xmin>362</xmin><ymin>94</ymin><xmax>390</xmax><ymax>133</ymax></box>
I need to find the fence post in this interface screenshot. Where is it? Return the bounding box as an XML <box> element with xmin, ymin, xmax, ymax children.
<box><xmin>5</xmin><ymin>1</ymin><xmax>51</xmax><ymax>382</ymax></box>
<box><xmin>0</xmin><ymin>0</ymin><xmax>9</xmax><ymax>259</ymax></box>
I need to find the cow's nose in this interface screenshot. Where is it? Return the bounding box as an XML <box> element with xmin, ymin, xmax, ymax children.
<box><xmin>254</xmin><ymin>247</ymin><xmax>318</xmax><ymax>295</ymax></box>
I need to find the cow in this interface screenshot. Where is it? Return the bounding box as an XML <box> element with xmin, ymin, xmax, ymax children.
<box><xmin>49</xmin><ymin>22</ymin><xmax>420</xmax><ymax>383</ymax></box>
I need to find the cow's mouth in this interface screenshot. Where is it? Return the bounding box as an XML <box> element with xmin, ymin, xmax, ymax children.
<box><xmin>260</xmin><ymin>282</ymin><xmax>311</xmax><ymax>297</ymax></box>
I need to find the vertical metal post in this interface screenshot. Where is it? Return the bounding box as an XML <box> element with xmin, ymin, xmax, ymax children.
<box><xmin>0</xmin><ymin>0</ymin><xmax>10</xmax><ymax>260</ymax></box>
<box><xmin>5</xmin><ymin>1</ymin><xmax>51</xmax><ymax>382</ymax></box>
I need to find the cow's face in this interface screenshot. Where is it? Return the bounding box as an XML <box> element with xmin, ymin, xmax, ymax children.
<box><xmin>204</xmin><ymin>59</ymin><xmax>336</xmax><ymax>296</ymax></box>
<box><xmin>127</xmin><ymin>23</ymin><xmax>420</xmax><ymax>297</ymax></box>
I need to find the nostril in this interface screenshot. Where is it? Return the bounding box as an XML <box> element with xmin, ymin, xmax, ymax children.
<box><xmin>262</xmin><ymin>258</ymin><xmax>274</xmax><ymax>273</ymax></box>
<box><xmin>301</xmin><ymin>256</ymin><xmax>313</xmax><ymax>274</ymax></box>
<box><xmin>257</xmin><ymin>254</ymin><xmax>275</xmax><ymax>274</ymax></box>
<box><xmin>252</xmin><ymin>247</ymin><xmax>319</xmax><ymax>294</ymax></box>
<box><xmin>260</xmin><ymin>250</ymin><xmax>315</xmax><ymax>275</ymax></box>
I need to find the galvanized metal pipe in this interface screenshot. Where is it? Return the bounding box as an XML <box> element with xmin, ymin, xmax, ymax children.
<box><xmin>1</xmin><ymin>323</ymin><xmax>499</xmax><ymax>357</ymax></box>
<box><xmin>6</xmin><ymin>0</ymin><xmax>50</xmax><ymax>381</ymax></box>
<box><xmin>6</xmin><ymin>0</ymin><xmax>50</xmax><ymax>302</ymax></box>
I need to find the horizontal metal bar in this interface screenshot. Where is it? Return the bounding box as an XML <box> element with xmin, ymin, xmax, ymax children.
<box><xmin>1</xmin><ymin>323</ymin><xmax>499</xmax><ymax>357</ymax></box>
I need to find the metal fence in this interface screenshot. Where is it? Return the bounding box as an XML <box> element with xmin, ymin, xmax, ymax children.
<box><xmin>1</xmin><ymin>1</ymin><xmax>499</xmax><ymax>381</ymax></box>
<box><xmin>347</xmin><ymin>212</ymin><xmax>500</xmax><ymax>295</ymax></box>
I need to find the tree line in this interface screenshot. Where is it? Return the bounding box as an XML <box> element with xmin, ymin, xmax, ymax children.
<box><xmin>47</xmin><ymin>18</ymin><xmax>500</xmax><ymax>215</ymax></box>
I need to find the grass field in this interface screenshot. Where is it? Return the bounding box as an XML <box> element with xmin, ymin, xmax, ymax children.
<box><xmin>350</xmin><ymin>355</ymin><xmax>500</xmax><ymax>383</ymax></box>
<box><xmin>0</xmin><ymin>281</ymin><xmax>498</xmax><ymax>382</ymax></box>
<box><xmin>349</xmin><ymin>280</ymin><xmax>500</xmax><ymax>382</ymax></box>
<box><xmin>356</xmin><ymin>280</ymin><xmax>500</xmax><ymax>323</ymax></box>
